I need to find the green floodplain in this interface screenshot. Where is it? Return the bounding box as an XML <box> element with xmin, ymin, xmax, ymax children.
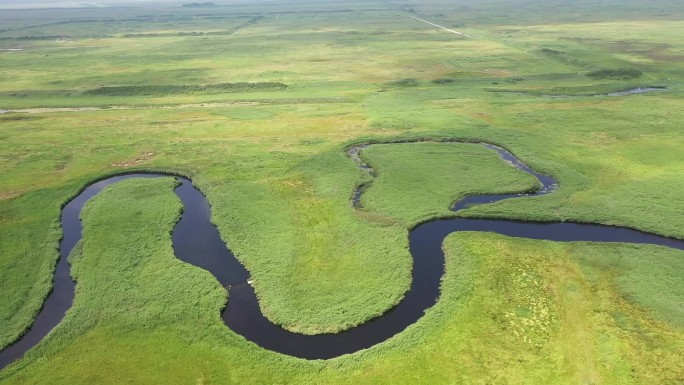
<box><xmin>0</xmin><ymin>0</ymin><xmax>682</xmax><ymax>383</ymax></box>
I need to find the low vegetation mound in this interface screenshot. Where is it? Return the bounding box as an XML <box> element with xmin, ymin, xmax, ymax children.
<box><xmin>539</xmin><ymin>48</ymin><xmax>563</xmax><ymax>55</ymax></box>
<box><xmin>586</xmin><ymin>68</ymin><xmax>642</xmax><ymax>80</ymax></box>
<box><xmin>83</xmin><ymin>82</ymin><xmax>287</xmax><ymax>96</ymax></box>
<box><xmin>431</xmin><ymin>78</ymin><xmax>455</xmax><ymax>84</ymax></box>
<box><xmin>386</xmin><ymin>78</ymin><xmax>419</xmax><ymax>87</ymax></box>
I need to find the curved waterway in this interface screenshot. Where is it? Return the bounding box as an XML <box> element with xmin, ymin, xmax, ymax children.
<box><xmin>2</xmin><ymin>141</ymin><xmax>683</xmax><ymax>368</ymax></box>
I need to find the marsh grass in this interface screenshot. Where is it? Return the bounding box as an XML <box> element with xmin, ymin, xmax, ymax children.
<box><xmin>83</xmin><ymin>82</ymin><xmax>287</xmax><ymax>96</ymax></box>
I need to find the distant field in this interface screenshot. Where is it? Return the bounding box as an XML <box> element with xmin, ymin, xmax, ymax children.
<box><xmin>0</xmin><ymin>0</ymin><xmax>682</xmax><ymax>384</ymax></box>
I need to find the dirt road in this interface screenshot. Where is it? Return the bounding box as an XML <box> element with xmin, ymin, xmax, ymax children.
<box><xmin>409</xmin><ymin>16</ymin><xmax>472</xmax><ymax>37</ymax></box>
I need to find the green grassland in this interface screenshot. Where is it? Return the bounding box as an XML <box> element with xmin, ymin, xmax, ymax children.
<box><xmin>1</xmin><ymin>178</ymin><xmax>681</xmax><ymax>384</ymax></box>
<box><xmin>0</xmin><ymin>0</ymin><xmax>683</xmax><ymax>383</ymax></box>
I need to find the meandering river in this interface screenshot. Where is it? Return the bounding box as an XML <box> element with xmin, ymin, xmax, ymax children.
<box><xmin>1</xmin><ymin>141</ymin><xmax>682</xmax><ymax>368</ymax></box>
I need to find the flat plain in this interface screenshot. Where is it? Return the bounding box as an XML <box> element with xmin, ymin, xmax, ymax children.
<box><xmin>0</xmin><ymin>0</ymin><xmax>682</xmax><ymax>384</ymax></box>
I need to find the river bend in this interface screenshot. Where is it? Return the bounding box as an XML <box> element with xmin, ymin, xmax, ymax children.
<box><xmin>1</xmin><ymin>141</ymin><xmax>682</xmax><ymax>368</ymax></box>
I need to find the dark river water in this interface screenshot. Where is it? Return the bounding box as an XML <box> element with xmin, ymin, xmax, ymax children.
<box><xmin>1</xmin><ymin>142</ymin><xmax>682</xmax><ymax>368</ymax></box>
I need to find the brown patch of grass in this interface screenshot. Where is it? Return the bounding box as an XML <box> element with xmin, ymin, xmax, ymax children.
<box><xmin>110</xmin><ymin>152</ymin><xmax>156</xmax><ymax>167</ymax></box>
<box><xmin>0</xmin><ymin>190</ymin><xmax>23</xmax><ymax>201</ymax></box>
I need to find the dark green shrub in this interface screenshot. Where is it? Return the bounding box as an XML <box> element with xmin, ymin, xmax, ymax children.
<box><xmin>586</xmin><ymin>68</ymin><xmax>642</xmax><ymax>80</ymax></box>
<box><xmin>432</xmin><ymin>78</ymin><xmax>454</xmax><ymax>84</ymax></box>
<box><xmin>386</xmin><ymin>78</ymin><xmax>419</xmax><ymax>87</ymax></box>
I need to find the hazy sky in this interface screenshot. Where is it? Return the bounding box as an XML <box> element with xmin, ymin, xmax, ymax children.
<box><xmin>0</xmin><ymin>0</ymin><xmax>189</xmax><ymax>9</ymax></box>
<box><xmin>0</xmin><ymin>0</ymin><xmax>290</xmax><ymax>9</ymax></box>
<box><xmin>0</xmin><ymin>0</ymin><xmax>187</xmax><ymax>6</ymax></box>
<box><xmin>0</xmin><ymin>0</ymin><xmax>170</xmax><ymax>2</ymax></box>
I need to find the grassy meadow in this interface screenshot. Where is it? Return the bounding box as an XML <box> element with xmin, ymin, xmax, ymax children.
<box><xmin>0</xmin><ymin>0</ymin><xmax>682</xmax><ymax>383</ymax></box>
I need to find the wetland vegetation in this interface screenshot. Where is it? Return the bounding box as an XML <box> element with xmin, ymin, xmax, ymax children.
<box><xmin>0</xmin><ymin>0</ymin><xmax>682</xmax><ymax>384</ymax></box>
